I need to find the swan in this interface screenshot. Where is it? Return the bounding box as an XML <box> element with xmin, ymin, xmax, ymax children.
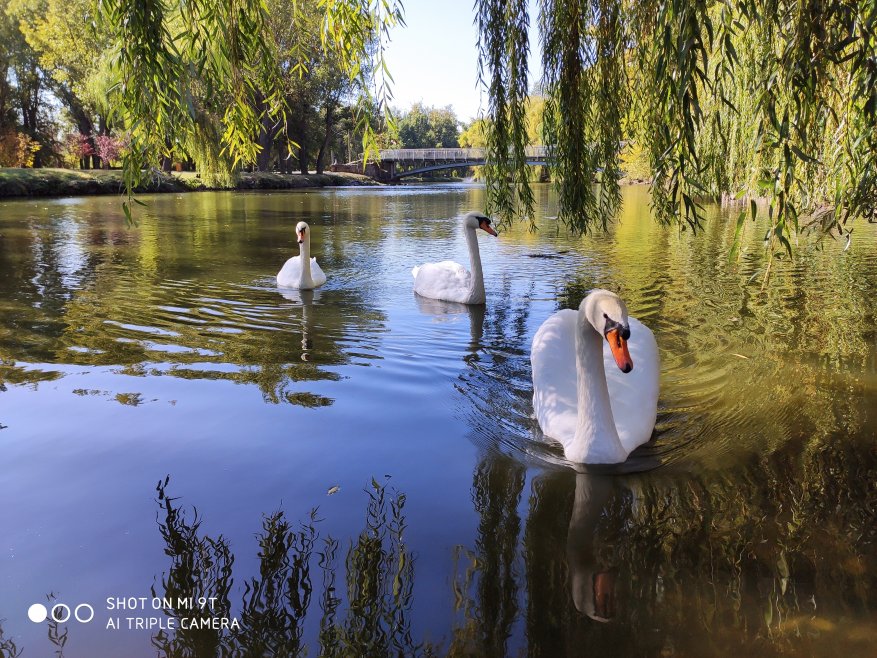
<box><xmin>531</xmin><ymin>289</ymin><xmax>660</xmax><ymax>464</ymax></box>
<box><xmin>412</xmin><ymin>211</ymin><xmax>497</xmax><ymax>304</ymax></box>
<box><xmin>276</xmin><ymin>221</ymin><xmax>327</xmax><ymax>289</ymax></box>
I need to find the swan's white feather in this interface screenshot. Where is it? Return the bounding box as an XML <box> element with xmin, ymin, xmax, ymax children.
<box><xmin>531</xmin><ymin>309</ymin><xmax>659</xmax><ymax>457</ymax></box>
<box><xmin>276</xmin><ymin>256</ymin><xmax>327</xmax><ymax>289</ymax></box>
<box><xmin>412</xmin><ymin>260</ymin><xmax>474</xmax><ymax>304</ymax></box>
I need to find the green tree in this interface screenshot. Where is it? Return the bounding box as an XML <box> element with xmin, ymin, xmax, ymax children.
<box><xmin>98</xmin><ymin>0</ymin><xmax>403</xmax><ymax>216</ymax></box>
<box><xmin>1</xmin><ymin>0</ymin><xmax>51</xmax><ymax>163</ymax></box>
<box><xmin>8</xmin><ymin>0</ymin><xmax>114</xmax><ymax>168</ymax></box>
<box><xmin>264</xmin><ymin>0</ymin><xmax>362</xmax><ymax>175</ymax></box>
<box><xmin>474</xmin><ymin>0</ymin><xmax>877</xmax><ymax>256</ymax></box>
<box><xmin>397</xmin><ymin>102</ymin><xmax>460</xmax><ymax>148</ymax></box>
<box><xmin>459</xmin><ymin>118</ymin><xmax>488</xmax><ymax>148</ymax></box>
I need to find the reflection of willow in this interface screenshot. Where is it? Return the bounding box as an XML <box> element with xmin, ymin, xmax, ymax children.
<box><xmin>465</xmin><ymin>455</ymin><xmax>525</xmax><ymax>656</ymax></box>
<box><xmin>0</xmin><ymin>619</ymin><xmax>22</xmax><ymax>657</ymax></box>
<box><xmin>414</xmin><ymin>291</ymin><xmax>529</xmax><ymax>655</ymax></box>
<box><xmin>439</xmin><ymin>412</ymin><xmax>877</xmax><ymax>657</ymax></box>
<box><xmin>513</xmin><ymin>443</ymin><xmax>877</xmax><ymax>655</ymax></box>
<box><xmin>150</xmin><ymin>477</ymin><xmax>419</xmax><ymax>657</ymax></box>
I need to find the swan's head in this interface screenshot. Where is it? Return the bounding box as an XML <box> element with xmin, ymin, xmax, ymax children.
<box><xmin>464</xmin><ymin>211</ymin><xmax>498</xmax><ymax>237</ymax></box>
<box><xmin>296</xmin><ymin>221</ymin><xmax>309</xmax><ymax>244</ymax></box>
<box><xmin>582</xmin><ymin>289</ymin><xmax>633</xmax><ymax>373</ymax></box>
<box><xmin>571</xmin><ymin>568</ymin><xmax>617</xmax><ymax>622</ymax></box>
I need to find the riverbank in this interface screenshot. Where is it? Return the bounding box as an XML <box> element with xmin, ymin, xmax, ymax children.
<box><xmin>0</xmin><ymin>168</ymin><xmax>377</xmax><ymax>199</ymax></box>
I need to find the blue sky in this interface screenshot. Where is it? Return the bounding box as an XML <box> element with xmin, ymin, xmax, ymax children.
<box><xmin>384</xmin><ymin>0</ymin><xmax>541</xmax><ymax>123</ymax></box>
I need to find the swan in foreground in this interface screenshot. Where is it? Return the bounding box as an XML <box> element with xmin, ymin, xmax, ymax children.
<box><xmin>531</xmin><ymin>289</ymin><xmax>660</xmax><ymax>464</ymax></box>
<box><xmin>277</xmin><ymin>221</ymin><xmax>326</xmax><ymax>289</ymax></box>
<box><xmin>412</xmin><ymin>211</ymin><xmax>497</xmax><ymax>304</ymax></box>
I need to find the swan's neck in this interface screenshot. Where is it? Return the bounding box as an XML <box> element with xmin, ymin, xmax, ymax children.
<box><xmin>570</xmin><ymin>312</ymin><xmax>627</xmax><ymax>463</ymax></box>
<box><xmin>299</xmin><ymin>236</ymin><xmax>314</xmax><ymax>288</ymax></box>
<box><xmin>464</xmin><ymin>226</ymin><xmax>485</xmax><ymax>304</ymax></box>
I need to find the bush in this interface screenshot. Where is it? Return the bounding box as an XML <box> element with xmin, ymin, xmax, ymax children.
<box><xmin>0</xmin><ymin>131</ymin><xmax>42</xmax><ymax>167</ymax></box>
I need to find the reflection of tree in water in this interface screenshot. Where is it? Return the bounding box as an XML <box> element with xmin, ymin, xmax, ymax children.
<box><xmin>0</xmin><ymin>621</ymin><xmax>22</xmax><ymax>658</ymax></box>
<box><xmin>0</xmin><ymin>203</ymin><xmax>387</xmax><ymax>408</ymax></box>
<box><xmin>463</xmin><ymin>456</ymin><xmax>525</xmax><ymax>656</ymax></box>
<box><xmin>150</xmin><ymin>477</ymin><xmax>419</xmax><ymax>657</ymax></box>
<box><xmin>451</xmin><ymin>442</ymin><xmax>877</xmax><ymax>656</ymax></box>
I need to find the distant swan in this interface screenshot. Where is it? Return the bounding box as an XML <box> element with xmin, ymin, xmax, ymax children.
<box><xmin>412</xmin><ymin>211</ymin><xmax>497</xmax><ymax>304</ymax></box>
<box><xmin>277</xmin><ymin>221</ymin><xmax>326</xmax><ymax>289</ymax></box>
<box><xmin>531</xmin><ymin>289</ymin><xmax>660</xmax><ymax>464</ymax></box>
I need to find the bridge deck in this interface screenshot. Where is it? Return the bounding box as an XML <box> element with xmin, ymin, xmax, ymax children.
<box><xmin>378</xmin><ymin>146</ymin><xmax>548</xmax><ymax>163</ymax></box>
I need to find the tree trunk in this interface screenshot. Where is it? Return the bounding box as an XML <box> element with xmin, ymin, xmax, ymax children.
<box><xmin>315</xmin><ymin>103</ymin><xmax>335</xmax><ymax>175</ymax></box>
<box><xmin>298</xmin><ymin>123</ymin><xmax>309</xmax><ymax>175</ymax></box>
<box><xmin>0</xmin><ymin>61</ymin><xmax>13</xmax><ymax>133</ymax></box>
<box><xmin>58</xmin><ymin>87</ymin><xmax>95</xmax><ymax>170</ymax></box>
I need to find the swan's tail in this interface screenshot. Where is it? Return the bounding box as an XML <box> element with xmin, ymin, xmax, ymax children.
<box><xmin>411</xmin><ymin>265</ymin><xmax>420</xmax><ymax>279</ymax></box>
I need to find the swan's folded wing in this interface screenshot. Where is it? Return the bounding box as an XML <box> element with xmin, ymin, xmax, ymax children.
<box><xmin>531</xmin><ymin>309</ymin><xmax>579</xmax><ymax>445</ymax></box>
<box><xmin>604</xmin><ymin>316</ymin><xmax>660</xmax><ymax>452</ymax></box>
<box><xmin>276</xmin><ymin>256</ymin><xmax>302</xmax><ymax>287</ymax></box>
<box><xmin>413</xmin><ymin>260</ymin><xmax>472</xmax><ymax>303</ymax></box>
<box><xmin>310</xmin><ymin>258</ymin><xmax>327</xmax><ymax>287</ymax></box>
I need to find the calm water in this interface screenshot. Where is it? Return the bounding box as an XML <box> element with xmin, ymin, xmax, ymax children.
<box><xmin>1</xmin><ymin>185</ymin><xmax>876</xmax><ymax>656</ymax></box>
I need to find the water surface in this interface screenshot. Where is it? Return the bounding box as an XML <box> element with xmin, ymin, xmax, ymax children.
<box><xmin>1</xmin><ymin>185</ymin><xmax>876</xmax><ymax>656</ymax></box>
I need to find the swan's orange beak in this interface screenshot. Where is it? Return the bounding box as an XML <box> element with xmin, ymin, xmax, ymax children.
<box><xmin>479</xmin><ymin>220</ymin><xmax>498</xmax><ymax>237</ymax></box>
<box><xmin>297</xmin><ymin>229</ymin><xmax>306</xmax><ymax>244</ymax></box>
<box><xmin>606</xmin><ymin>328</ymin><xmax>633</xmax><ymax>373</ymax></box>
<box><xmin>593</xmin><ymin>571</ymin><xmax>617</xmax><ymax>621</ymax></box>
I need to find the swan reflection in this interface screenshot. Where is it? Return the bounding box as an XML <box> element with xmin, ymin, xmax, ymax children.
<box><xmin>278</xmin><ymin>287</ymin><xmax>320</xmax><ymax>361</ymax></box>
<box><xmin>414</xmin><ymin>294</ymin><xmax>485</xmax><ymax>353</ymax></box>
<box><xmin>567</xmin><ymin>473</ymin><xmax>617</xmax><ymax>621</ymax></box>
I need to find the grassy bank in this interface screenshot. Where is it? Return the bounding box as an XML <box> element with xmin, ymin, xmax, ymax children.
<box><xmin>0</xmin><ymin>168</ymin><xmax>376</xmax><ymax>199</ymax></box>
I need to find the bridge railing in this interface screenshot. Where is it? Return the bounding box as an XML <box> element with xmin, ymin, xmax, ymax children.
<box><xmin>377</xmin><ymin>146</ymin><xmax>548</xmax><ymax>162</ymax></box>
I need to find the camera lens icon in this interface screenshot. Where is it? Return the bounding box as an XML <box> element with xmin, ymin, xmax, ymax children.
<box><xmin>28</xmin><ymin>603</ymin><xmax>94</xmax><ymax>624</ymax></box>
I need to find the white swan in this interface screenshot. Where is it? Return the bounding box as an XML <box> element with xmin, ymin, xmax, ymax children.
<box><xmin>276</xmin><ymin>221</ymin><xmax>327</xmax><ymax>289</ymax></box>
<box><xmin>412</xmin><ymin>211</ymin><xmax>497</xmax><ymax>304</ymax></box>
<box><xmin>531</xmin><ymin>289</ymin><xmax>660</xmax><ymax>464</ymax></box>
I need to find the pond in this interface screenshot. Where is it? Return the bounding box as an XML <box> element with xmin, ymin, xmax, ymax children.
<box><xmin>1</xmin><ymin>184</ymin><xmax>876</xmax><ymax>656</ymax></box>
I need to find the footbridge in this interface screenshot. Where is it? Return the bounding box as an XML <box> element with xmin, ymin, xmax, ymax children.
<box><xmin>330</xmin><ymin>146</ymin><xmax>549</xmax><ymax>182</ymax></box>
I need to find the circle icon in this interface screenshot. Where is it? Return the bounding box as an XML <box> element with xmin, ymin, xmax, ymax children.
<box><xmin>74</xmin><ymin>604</ymin><xmax>94</xmax><ymax>623</ymax></box>
<box><xmin>51</xmin><ymin>604</ymin><xmax>71</xmax><ymax>623</ymax></box>
<box><xmin>27</xmin><ymin>603</ymin><xmax>48</xmax><ymax>623</ymax></box>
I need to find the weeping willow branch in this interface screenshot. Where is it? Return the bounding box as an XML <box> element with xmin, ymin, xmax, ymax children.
<box><xmin>98</xmin><ymin>0</ymin><xmax>402</xmax><ymax>220</ymax></box>
<box><xmin>477</xmin><ymin>0</ymin><xmax>535</xmax><ymax>229</ymax></box>
<box><xmin>478</xmin><ymin>0</ymin><xmax>877</xmax><ymax>247</ymax></box>
<box><xmin>319</xmin><ymin>0</ymin><xmax>405</xmax><ymax>165</ymax></box>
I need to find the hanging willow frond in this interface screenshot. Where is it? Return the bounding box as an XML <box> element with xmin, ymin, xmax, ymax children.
<box><xmin>477</xmin><ymin>0</ymin><xmax>877</xmax><ymax>246</ymax></box>
<box><xmin>99</xmin><ymin>0</ymin><xmax>401</xmax><ymax>219</ymax></box>
<box><xmin>319</xmin><ymin>0</ymin><xmax>405</xmax><ymax>165</ymax></box>
<box><xmin>99</xmin><ymin>0</ymin><xmax>287</xmax><ymax>220</ymax></box>
<box><xmin>541</xmin><ymin>0</ymin><xmax>627</xmax><ymax>233</ymax></box>
<box><xmin>476</xmin><ymin>0</ymin><xmax>535</xmax><ymax>229</ymax></box>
